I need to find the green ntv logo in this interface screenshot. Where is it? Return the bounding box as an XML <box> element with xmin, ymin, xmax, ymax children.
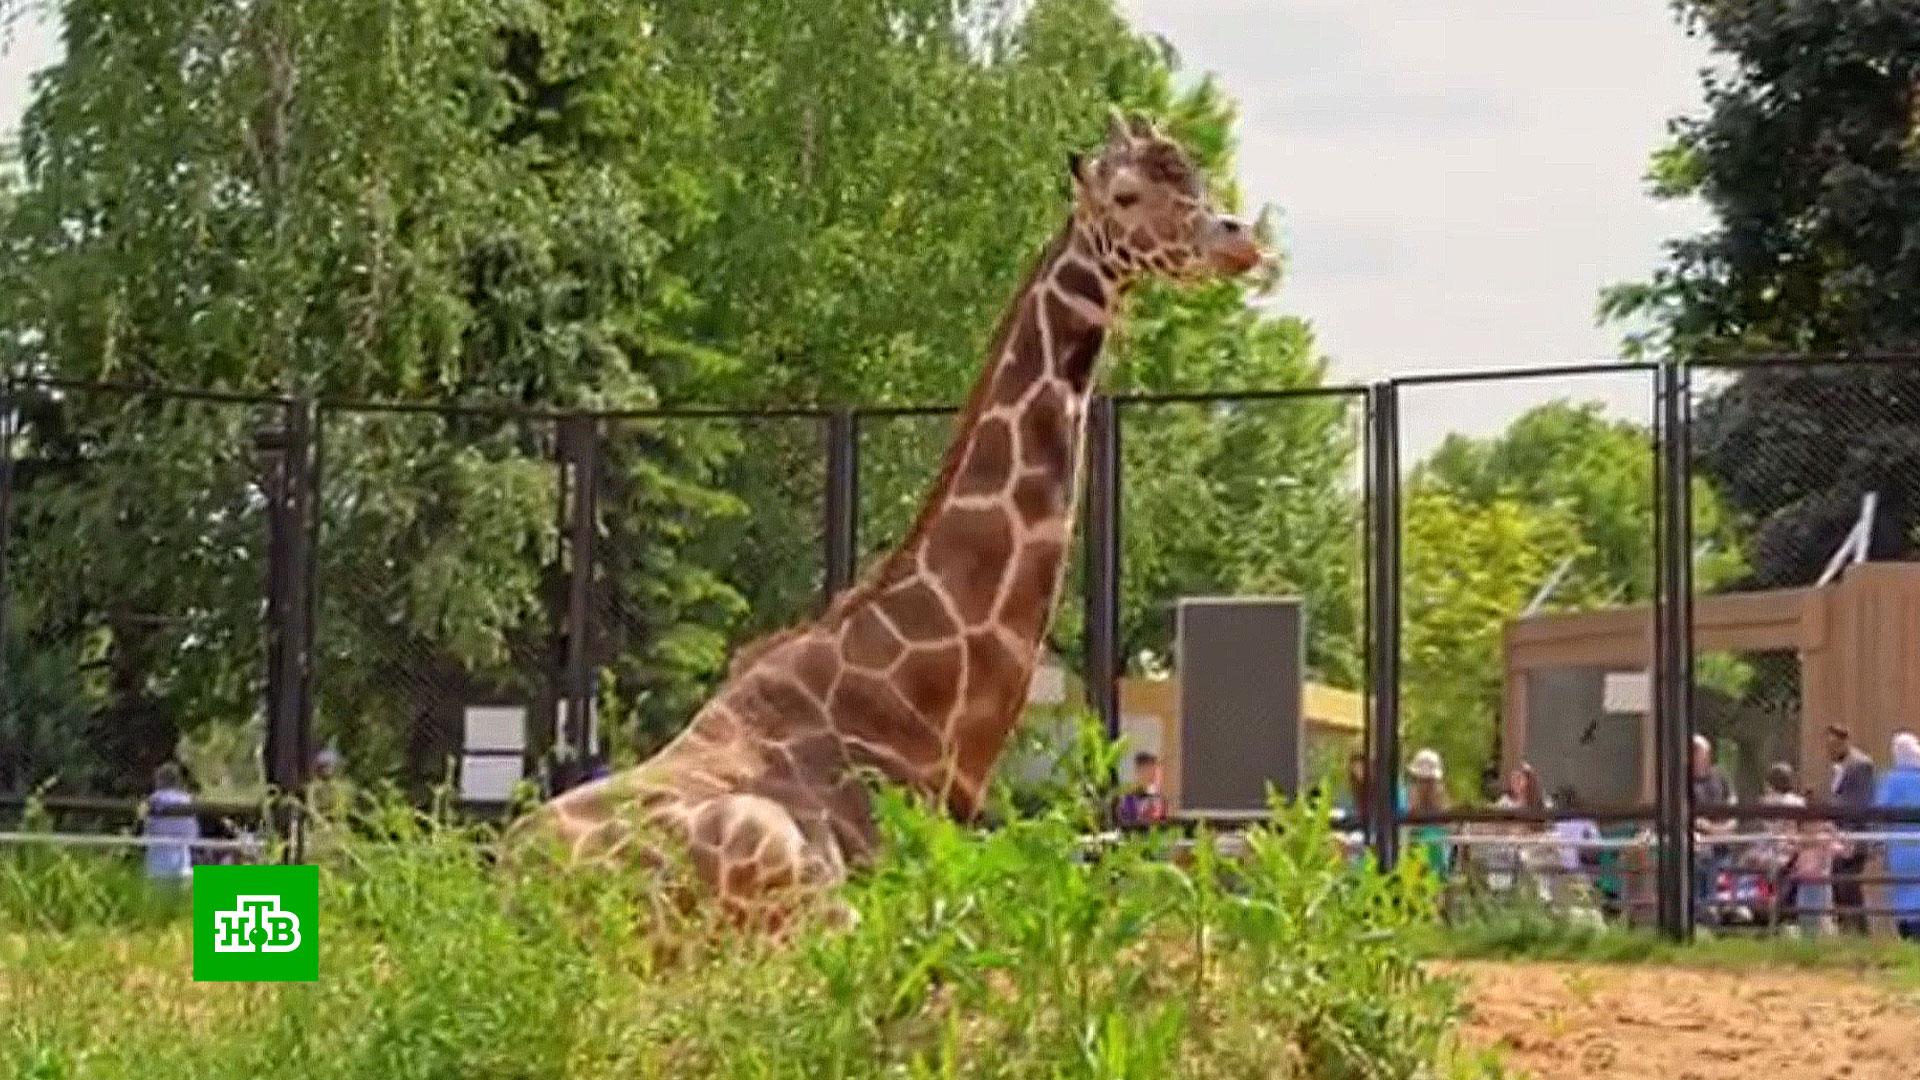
<box><xmin>192</xmin><ymin>864</ymin><xmax>319</xmax><ymax>982</ymax></box>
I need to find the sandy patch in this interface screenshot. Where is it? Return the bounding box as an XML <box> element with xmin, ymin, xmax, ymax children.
<box><xmin>1448</xmin><ymin>959</ymin><xmax>1920</xmax><ymax>1080</ymax></box>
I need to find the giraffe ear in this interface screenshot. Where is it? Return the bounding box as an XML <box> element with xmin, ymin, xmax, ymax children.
<box><xmin>1067</xmin><ymin>152</ymin><xmax>1089</xmax><ymax>191</ymax></box>
<box><xmin>1105</xmin><ymin>106</ymin><xmax>1130</xmax><ymax>149</ymax></box>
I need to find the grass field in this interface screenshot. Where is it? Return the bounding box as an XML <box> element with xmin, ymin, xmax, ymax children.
<box><xmin>1</xmin><ymin>789</ymin><xmax>1502</xmax><ymax>1080</ymax></box>
<box><xmin>16</xmin><ymin>783</ymin><xmax>1920</xmax><ymax>1080</ymax></box>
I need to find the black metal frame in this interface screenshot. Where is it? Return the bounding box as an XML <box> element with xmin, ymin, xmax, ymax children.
<box><xmin>1082</xmin><ymin>394</ymin><xmax>1123</xmax><ymax>740</ymax></box>
<box><xmin>0</xmin><ymin>374</ymin><xmax>13</xmax><ymax>707</ymax></box>
<box><xmin>257</xmin><ymin>401</ymin><xmax>315</xmax><ymax>799</ymax></box>
<box><xmin>1366</xmin><ymin>381</ymin><xmax>1402</xmax><ymax>867</ymax></box>
<box><xmin>7</xmin><ymin>356</ymin><xmax>1920</xmax><ymax>940</ymax></box>
<box><xmin>1653</xmin><ymin>361</ymin><xmax>1696</xmax><ymax>937</ymax></box>
<box><xmin>823</xmin><ymin>410</ymin><xmax>859</xmax><ymax>602</ymax></box>
<box><xmin>559</xmin><ymin>414</ymin><xmax>600</xmax><ymax>764</ymax></box>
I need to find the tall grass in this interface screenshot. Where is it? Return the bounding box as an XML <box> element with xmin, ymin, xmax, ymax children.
<box><xmin>2</xmin><ymin>775</ymin><xmax>1496</xmax><ymax>1079</ymax></box>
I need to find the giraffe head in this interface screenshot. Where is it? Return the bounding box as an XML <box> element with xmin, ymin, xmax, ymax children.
<box><xmin>1067</xmin><ymin>110</ymin><xmax>1265</xmax><ymax>282</ymax></box>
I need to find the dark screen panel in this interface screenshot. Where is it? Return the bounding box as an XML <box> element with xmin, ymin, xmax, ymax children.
<box><xmin>1177</xmin><ymin>597</ymin><xmax>1304</xmax><ymax>813</ymax></box>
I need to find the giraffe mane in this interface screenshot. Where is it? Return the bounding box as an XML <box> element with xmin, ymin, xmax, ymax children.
<box><xmin>822</xmin><ymin>223</ymin><xmax>1076</xmax><ymax>625</ymax></box>
<box><xmin>726</xmin><ymin>625</ymin><xmax>806</xmax><ymax>677</ymax></box>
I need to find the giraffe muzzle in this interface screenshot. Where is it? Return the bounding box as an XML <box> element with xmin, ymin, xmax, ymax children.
<box><xmin>1205</xmin><ymin>216</ymin><xmax>1264</xmax><ymax>276</ymax></box>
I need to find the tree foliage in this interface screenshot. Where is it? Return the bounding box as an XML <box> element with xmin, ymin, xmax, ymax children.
<box><xmin>0</xmin><ymin>0</ymin><xmax>733</xmax><ymax>791</ymax></box>
<box><xmin>1400</xmin><ymin>488</ymin><xmax>1587</xmax><ymax>799</ymax></box>
<box><xmin>1604</xmin><ymin>1</ymin><xmax>1920</xmax><ymax>588</ymax></box>
<box><xmin>1420</xmin><ymin>401</ymin><xmax>1746</xmax><ymax>602</ymax></box>
<box><xmin>1404</xmin><ymin>400</ymin><xmax>1750</xmax><ymax>792</ymax></box>
<box><xmin>0</xmin><ymin>0</ymin><xmax>1348</xmax><ymax>791</ymax></box>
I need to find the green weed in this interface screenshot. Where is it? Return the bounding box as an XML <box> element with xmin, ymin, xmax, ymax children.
<box><xmin>2</xmin><ymin>778</ymin><xmax>1492</xmax><ymax>1078</ymax></box>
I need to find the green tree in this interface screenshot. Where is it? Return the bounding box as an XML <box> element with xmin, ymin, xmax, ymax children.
<box><xmin>646</xmin><ymin>2</ymin><xmax>1355</xmax><ymax>689</ymax></box>
<box><xmin>1400</xmin><ymin>489</ymin><xmax>1589</xmax><ymax>799</ymax></box>
<box><xmin>0</xmin><ymin>0</ymin><xmax>730</xmax><ymax>791</ymax></box>
<box><xmin>1</xmin><ymin>0</ymin><xmax>1352</xmax><ymax>790</ymax></box>
<box><xmin>1419</xmin><ymin>400</ymin><xmax>1747</xmax><ymax>603</ymax></box>
<box><xmin>1603</xmin><ymin>1</ymin><xmax>1920</xmax><ymax>588</ymax></box>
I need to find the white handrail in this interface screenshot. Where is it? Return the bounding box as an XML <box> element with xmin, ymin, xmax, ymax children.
<box><xmin>0</xmin><ymin>831</ymin><xmax>262</xmax><ymax>854</ymax></box>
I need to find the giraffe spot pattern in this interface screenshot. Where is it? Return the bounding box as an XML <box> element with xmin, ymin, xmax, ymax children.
<box><xmin>954</xmin><ymin>416</ymin><xmax>1014</xmax><ymax>497</ymax></box>
<box><xmin>724</xmin><ymin>819</ymin><xmax>763</xmax><ymax>860</ymax></box>
<box><xmin>783</xmin><ymin>730</ymin><xmax>849</xmax><ymax>786</ymax></box>
<box><xmin>1043</xmin><ymin>292</ymin><xmax>1106</xmax><ymax>393</ymax></box>
<box><xmin>724</xmin><ymin>861</ymin><xmax>760</xmax><ymax>897</ymax></box>
<box><xmin>734</xmin><ymin>673</ymin><xmax>825</xmax><ymax>732</ymax></box>
<box><xmin>876</xmin><ymin>578</ymin><xmax>959</xmax><ymax>642</ymax></box>
<box><xmin>1055</xmin><ymin>260</ymin><xmax>1106</xmax><ymax>308</ymax></box>
<box><xmin>1012</xmin><ymin>472</ymin><xmax>1064</xmax><ymax>527</ymax></box>
<box><xmin>791</xmin><ymin>637</ymin><xmax>839</xmax><ymax>700</ymax></box>
<box><xmin>830</xmin><ymin>672</ymin><xmax>943</xmax><ymax>776</ymax></box>
<box><xmin>955</xmin><ymin>630</ymin><xmax>1031</xmax><ymax>804</ymax></box>
<box><xmin>894</xmin><ymin>641</ymin><xmax>964</xmax><ymax>722</ymax></box>
<box><xmin>841</xmin><ymin>605</ymin><xmax>906</xmax><ymax>669</ymax></box>
<box><xmin>999</xmin><ymin>537</ymin><xmax>1065</xmax><ymax>643</ymax></box>
<box><xmin>994</xmin><ymin>299</ymin><xmax>1046</xmax><ymax>405</ymax></box>
<box><xmin>1020</xmin><ymin>386</ymin><xmax>1074</xmax><ymax>481</ymax></box>
<box><xmin>924</xmin><ymin>507</ymin><xmax>1015</xmax><ymax>626</ymax></box>
<box><xmin>758</xmin><ymin>860</ymin><xmax>798</xmax><ymax>893</ymax></box>
<box><xmin>685</xmin><ymin>704</ymin><xmax>743</xmax><ymax>752</ymax></box>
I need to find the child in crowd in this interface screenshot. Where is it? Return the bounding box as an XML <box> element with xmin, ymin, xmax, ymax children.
<box><xmin>143</xmin><ymin>762</ymin><xmax>199</xmax><ymax>886</ymax></box>
<box><xmin>1793</xmin><ymin>801</ymin><xmax>1844</xmax><ymax>938</ymax></box>
<box><xmin>1114</xmin><ymin>751</ymin><xmax>1167</xmax><ymax>829</ymax></box>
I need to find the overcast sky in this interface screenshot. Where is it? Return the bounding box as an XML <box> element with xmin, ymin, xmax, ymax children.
<box><xmin>1118</xmin><ymin>0</ymin><xmax>1716</xmax><ymax>451</ymax></box>
<box><xmin>2</xmin><ymin>3</ymin><xmax>1717</xmax><ymax>454</ymax></box>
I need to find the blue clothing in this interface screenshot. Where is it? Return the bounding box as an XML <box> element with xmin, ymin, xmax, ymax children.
<box><xmin>143</xmin><ymin>788</ymin><xmax>199</xmax><ymax>881</ymax></box>
<box><xmin>1336</xmin><ymin>786</ymin><xmax>1450</xmax><ymax>876</ymax></box>
<box><xmin>1874</xmin><ymin>765</ymin><xmax>1920</xmax><ymax>919</ymax></box>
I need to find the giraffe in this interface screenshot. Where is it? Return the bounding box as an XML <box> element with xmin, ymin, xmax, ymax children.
<box><xmin>507</xmin><ymin>111</ymin><xmax>1266</xmax><ymax>927</ymax></box>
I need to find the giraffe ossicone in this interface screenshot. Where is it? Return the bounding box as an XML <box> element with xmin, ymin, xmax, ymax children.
<box><xmin>506</xmin><ymin>115</ymin><xmax>1267</xmax><ymax>927</ymax></box>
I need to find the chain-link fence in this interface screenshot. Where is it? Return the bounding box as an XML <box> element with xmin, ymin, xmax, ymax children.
<box><xmin>309</xmin><ymin>403</ymin><xmax>564</xmax><ymax>804</ymax></box>
<box><xmin>6</xmin><ymin>357</ymin><xmax>1919</xmax><ymax>940</ymax></box>
<box><xmin>0</xmin><ymin>379</ymin><xmax>286</xmax><ymax>840</ymax></box>
<box><xmin>1108</xmin><ymin>389</ymin><xmax>1369</xmax><ymax>815</ymax></box>
<box><xmin>596</xmin><ymin>410</ymin><xmax>831</xmax><ymax>772</ymax></box>
<box><xmin>1683</xmin><ymin>357</ymin><xmax>1920</xmax><ymax>934</ymax></box>
<box><xmin>1378</xmin><ymin>366</ymin><xmax>1666</xmax><ymax>926</ymax></box>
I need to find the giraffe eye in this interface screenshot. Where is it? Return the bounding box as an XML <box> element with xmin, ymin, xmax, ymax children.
<box><xmin>1113</xmin><ymin>191</ymin><xmax>1141</xmax><ymax>209</ymax></box>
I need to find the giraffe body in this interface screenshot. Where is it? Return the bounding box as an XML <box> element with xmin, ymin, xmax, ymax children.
<box><xmin>514</xmin><ymin>114</ymin><xmax>1264</xmax><ymax>924</ymax></box>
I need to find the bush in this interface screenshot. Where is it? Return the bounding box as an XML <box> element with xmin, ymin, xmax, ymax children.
<box><xmin>2</xmin><ymin>778</ymin><xmax>1488</xmax><ymax>1078</ymax></box>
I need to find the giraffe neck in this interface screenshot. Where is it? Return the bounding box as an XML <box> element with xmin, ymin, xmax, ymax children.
<box><xmin>828</xmin><ymin>221</ymin><xmax>1120</xmax><ymax>815</ymax></box>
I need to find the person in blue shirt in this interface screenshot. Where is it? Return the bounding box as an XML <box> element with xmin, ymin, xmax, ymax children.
<box><xmin>143</xmin><ymin>762</ymin><xmax>199</xmax><ymax>885</ymax></box>
<box><xmin>1874</xmin><ymin>731</ymin><xmax>1920</xmax><ymax>941</ymax></box>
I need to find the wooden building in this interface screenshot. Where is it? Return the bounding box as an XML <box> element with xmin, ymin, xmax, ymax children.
<box><xmin>1502</xmin><ymin>562</ymin><xmax>1920</xmax><ymax>802</ymax></box>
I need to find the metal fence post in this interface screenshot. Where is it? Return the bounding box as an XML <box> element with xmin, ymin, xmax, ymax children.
<box><xmin>1654</xmin><ymin>361</ymin><xmax>1696</xmax><ymax>938</ymax></box>
<box><xmin>823</xmin><ymin>409</ymin><xmax>859</xmax><ymax>604</ymax></box>
<box><xmin>558</xmin><ymin>414</ymin><xmax>599</xmax><ymax>780</ymax></box>
<box><xmin>260</xmin><ymin>400</ymin><xmax>314</xmax><ymax>853</ymax></box>
<box><xmin>1365</xmin><ymin>382</ymin><xmax>1402</xmax><ymax>869</ymax></box>
<box><xmin>1082</xmin><ymin>394</ymin><xmax>1122</xmax><ymax>741</ymax></box>
<box><xmin>0</xmin><ymin>373</ymin><xmax>13</xmax><ymax>717</ymax></box>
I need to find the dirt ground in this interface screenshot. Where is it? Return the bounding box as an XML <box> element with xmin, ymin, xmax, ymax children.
<box><xmin>1450</xmin><ymin>960</ymin><xmax>1920</xmax><ymax>1080</ymax></box>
